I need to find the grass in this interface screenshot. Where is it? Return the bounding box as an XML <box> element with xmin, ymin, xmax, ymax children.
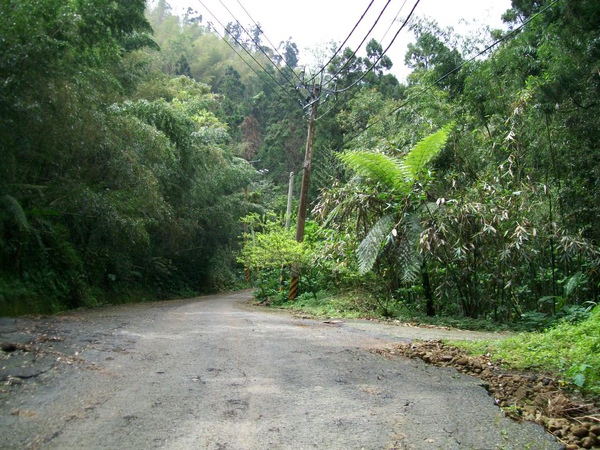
<box><xmin>398</xmin><ymin>313</ymin><xmax>514</xmax><ymax>332</ymax></box>
<box><xmin>271</xmin><ymin>291</ymin><xmax>370</xmax><ymax>319</ymax></box>
<box><xmin>452</xmin><ymin>306</ymin><xmax>600</xmax><ymax>395</ymax></box>
<box><xmin>254</xmin><ymin>288</ymin><xmax>599</xmax><ymax>393</ymax></box>
<box><xmin>262</xmin><ymin>290</ymin><xmax>513</xmax><ymax>332</ymax></box>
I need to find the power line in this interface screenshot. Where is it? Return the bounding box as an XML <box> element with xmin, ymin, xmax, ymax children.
<box><xmin>329</xmin><ymin>0</ymin><xmax>421</xmax><ymax>94</ymax></box>
<box><xmin>207</xmin><ymin>24</ymin><xmax>283</xmax><ymax>99</ymax></box>
<box><xmin>340</xmin><ymin>0</ymin><xmax>561</xmax><ymax>149</ymax></box>
<box><xmin>233</xmin><ymin>0</ymin><xmax>305</xmax><ymax>85</ymax></box>
<box><xmin>315</xmin><ymin>97</ymin><xmax>340</xmax><ymax>122</ymax></box>
<box><xmin>380</xmin><ymin>0</ymin><xmax>409</xmax><ymax>44</ymax></box>
<box><xmin>216</xmin><ymin>0</ymin><xmax>300</xmax><ymax>91</ymax></box>
<box><xmin>197</xmin><ymin>0</ymin><xmax>300</xmax><ymax>105</ymax></box>
<box><xmin>305</xmin><ymin>0</ymin><xmax>377</xmax><ymax>86</ymax></box>
<box><xmin>324</xmin><ymin>0</ymin><xmax>394</xmax><ymax>87</ymax></box>
<box><xmin>311</xmin><ymin>0</ymin><xmax>419</xmax><ymax>122</ymax></box>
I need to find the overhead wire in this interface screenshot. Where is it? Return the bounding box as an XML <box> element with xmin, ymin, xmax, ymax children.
<box><xmin>233</xmin><ymin>0</ymin><xmax>305</xmax><ymax>85</ymax></box>
<box><xmin>324</xmin><ymin>0</ymin><xmax>394</xmax><ymax>87</ymax></box>
<box><xmin>310</xmin><ymin>0</ymin><xmax>419</xmax><ymax>124</ymax></box>
<box><xmin>328</xmin><ymin>0</ymin><xmax>421</xmax><ymax>94</ymax></box>
<box><xmin>304</xmin><ymin>0</ymin><xmax>377</xmax><ymax>86</ymax></box>
<box><xmin>379</xmin><ymin>0</ymin><xmax>409</xmax><ymax>44</ymax></box>
<box><xmin>340</xmin><ymin>0</ymin><xmax>562</xmax><ymax>149</ymax></box>
<box><xmin>307</xmin><ymin>0</ymin><xmax>420</xmax><ymax>124</ymax></box>
<box><xmin>207</xmin><ymin>25</ymin><xmax>280</xmax><ymax>95</ymax></box>
<box><xmin>216</xmin><ymin>0</ymin><xmax>300</xmax><ymax>91</ymax></box>
<box><xmin>315</xmin><ymin>98</ymin><xmax>340</xmax><ymax>122</ymax></box>
<box><xmin>197</xmin><ymin>0</ymin><xmax>301</xmax><ymax>105</ymax></box>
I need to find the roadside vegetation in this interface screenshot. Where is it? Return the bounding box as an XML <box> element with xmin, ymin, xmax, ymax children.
<box><xmin>1</xmin><ymin>0</ymin><xmax>599</xmax><ymax>404</ymax></box>
<box><xmin>455</xmin><ymin>306</ymin><xmax>600</xmax><ymax>396</ymax></box>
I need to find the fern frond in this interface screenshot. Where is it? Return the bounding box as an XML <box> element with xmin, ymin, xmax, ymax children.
<box><xmin>404</xmin><ymin>212</ymin><xmax>422</xmax><ymax>241</ymax></box>
<box><xmin>357</xmin><ymin>214</ymin><xmax>395</xmax><ymax>275</ymax></box>
<box><xmin>0</xmin><ymin>194</ymin><xmax>29</xmax><ymax>232</ymax></box>
<box><xmin>339</xmin><ymin>151</ymin><xmax>411</xmax><ymax>195</ymax></box>
<box><xmin>399</xmin><ymin>214</ymin><xmax>423</xmax><ymax>283</ymax></box>
<box><xmin>397</xmin><ymin>238</ymin><xmax>422</xmax><ymax>283</ymax></box>
<box><xmin>401</xmin><ymin>123</ymin><xmax>453</xmax><ymax>179</ymax></box>
<box><xmin>340</xmin><ymin>124</ymin><xmax>454</xmax><ymax>194</ymax></box>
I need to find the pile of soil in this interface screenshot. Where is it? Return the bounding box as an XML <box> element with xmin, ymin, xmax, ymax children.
<box><xmin>374</xmin><ymin>340</ymin><xmax>600</xmax><ymax>449</ymax></box>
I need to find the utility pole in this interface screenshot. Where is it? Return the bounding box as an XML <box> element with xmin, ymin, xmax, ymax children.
<box><xmin>289</xmin><ymin>85</ymin><xmax>320</xmax><ymax>300</ymax></box>
<box><xmin>295</xmin><ymin>85</ymin><xmax>320</xmax><ymax>243</ymax></box>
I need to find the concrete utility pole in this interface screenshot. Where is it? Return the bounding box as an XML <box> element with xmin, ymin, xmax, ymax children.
<box><xmin>289</xmin><ymin>85</ymin><xmax>320</xmax><ymax>300</ymax></box>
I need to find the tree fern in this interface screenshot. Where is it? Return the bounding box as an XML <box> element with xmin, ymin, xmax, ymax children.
<box><xmin>338</xmin><ymin>151</ymin><xmax>411</xmax><ymax>196</ymax></box>
<box><xmin>341</xmin><ymin>125</ymin><xmax>452</xmax><ymax>276</ymax></box>
<box><xmin>357</xmin><ymin>214</ymin><xmax>395</xmax><ymax>275</ymax></box>
<box><xmin>401</xmin><ymin>123</ymin><xmax>453</xmax><ymax>179</ymax></box>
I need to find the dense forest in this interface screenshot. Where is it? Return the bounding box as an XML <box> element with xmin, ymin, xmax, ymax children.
<box><xmin>1</xmin><ymin>0</ymin><xmax>599</xmax><ymax>328</ymax></box>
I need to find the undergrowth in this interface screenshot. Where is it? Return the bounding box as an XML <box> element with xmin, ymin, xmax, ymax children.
<box><xmin>398</xmin><ymin>313</ymin><xmax>514</xmax><ymax>332</ymax></box>
<box><xmin>262</xmin><ymin>291</ymin><xmax>370</xmax><ymax>319</ymax></box>
<box><xmin>256</xmin><ymin>288</ymin><xmax>599</xmax><ymax>394</ymax></box>
<box><xmin>453</xmin><ymin>306</ymin><xmax>600</xmax><ymax>395</ymax></box>
<box><xmin>254</xmin><ymin>289</ymin><xmax>514</xmax><ymax>332</ymax></box>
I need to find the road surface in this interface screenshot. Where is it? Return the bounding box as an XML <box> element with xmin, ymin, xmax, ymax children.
<box><xmin>0</xmin><ymin>290</ymin><xmax>560</xmax><ymax>449</ymax></box>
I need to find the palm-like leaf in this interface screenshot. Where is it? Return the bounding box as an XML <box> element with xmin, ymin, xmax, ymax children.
<box><xmin>398</xmin><ymin>213</ymin><xmax>423</xmax><ymax>283</ymax></box>
<box><xmin>402</xmin><ymin>124</ymin><xmax>453</xmax><ymax>179</ymax></box>
<box><xmin>357</xmin><ymin>214</ymin><xmax>395</xmax><ymax>275</ymax></box>
<box><xmin>341</xmin><ymin>125</ymin><xmax>453</xmax><ymax>275</ymax></box>
<box><xmin>339</xmin><ymin>151</ymin><xmax>411</xmax><ymax>195</ymax></box>
<box><xmin>339</xmin><ymin>125</ymin><xmax>452</xmax><ymax>196</ymax></box>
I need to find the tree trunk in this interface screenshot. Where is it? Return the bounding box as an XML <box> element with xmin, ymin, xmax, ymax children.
<box><xmin>422</xmin><ymin>261</ymin><xmax>435</xmax><ymax>316</ymax></box>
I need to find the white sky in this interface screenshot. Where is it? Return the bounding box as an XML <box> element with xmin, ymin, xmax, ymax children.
<box><xmin>162</xmin><ymin>0</ymin><xmax>512</xmax><ymax>80</ymax></box>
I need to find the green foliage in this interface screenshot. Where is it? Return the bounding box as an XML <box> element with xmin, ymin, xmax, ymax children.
<box><xmin>457</xmin><ymin>306</ymin><xmax>600</xmax><ymax>394</ymax></box>
<box><xmin>339</xmin><ymin>125</ymin><xmax>451</xmax><ymax>190</ymax></box>
<box><xmin>272</xmin><ymin>291</ymin><xmax>369</xmax><ymax>319</ymax></box>
<box><xmin>333</xmin><ymin>126</ymin><xmax>451</xmax><ymax>309</ymax></box>
<box><xmin>402</xmin><ymin>124</ymin><xmax>454</xmax><ymax>179</ymax></box>
<box><xmin>356</xmin><ymin>215</ymin><xmax>396</xmax><ymax>275</ymax></box>
<box><xmin>340</xmin><ymin>152</ymin><xmax>411</xmax><ymax>196</ymax></box>
<box><xmin>0</xmin><ymin>194</ymin><xmax>30</xmax><ymax>271</ymax></box>
<box><xmin>0</xmin><ymin>1</ymin><xmax>261</xmax><ymax>314</ymax></box>
<box><xmin>405</xmin><ymin>19</ymin><xmax>465</xmax><ymax>96</ymax></box>
<box><xmin>238</xmin><ymin>213</ymin><xmax>306</xmax><ymax>271</ymax></box>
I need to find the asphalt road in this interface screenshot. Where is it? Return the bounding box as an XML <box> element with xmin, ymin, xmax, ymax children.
<box><xmin>0</xmin><ymin>290</ymin><xmax>560</xmax><ymax>449</ymax></box>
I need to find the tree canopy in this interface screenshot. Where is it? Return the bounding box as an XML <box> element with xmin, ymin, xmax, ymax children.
<box><xmin>1</xmin><ymin>0</ymin><xmax>598</xmax><ymax>332</ymax></box>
